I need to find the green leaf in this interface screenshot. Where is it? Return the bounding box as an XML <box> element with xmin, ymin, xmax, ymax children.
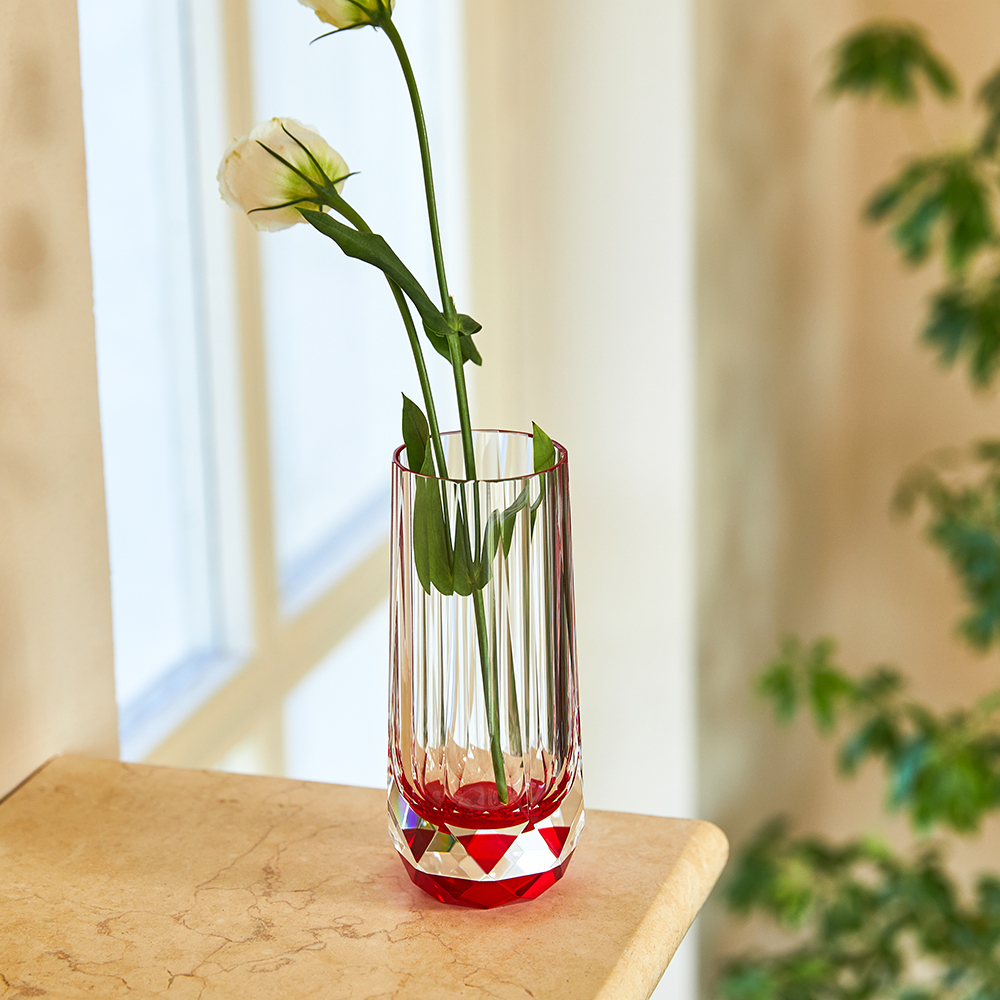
<box><xmin>401</xmin><ymin>394</ymin><xmax>429</xmax><ymax>473</ymax></box>
<box><xmin>500</xmin><ymin>485</ymin><xmax>530</xmax><ymax>558</ymax></box>
<box><xmin>866</xmin><ymin>154</ymin><xmax>996</xmax><ymax>276</ymax></box>
<box><xmin>978</xmin><ymin>65</ymin><xmax>1000</xmax><ymax>154</ymax></box>
<box><xmin>924</xmin><ymin>281</ymin><xmax>1000</xmax><ymax>389</ymax></box>
<box><xmin>412</xmin><ymin>447</ymin><xmax>453</xmax><ymax>596</ymax></box>
<box><xmin>475</xmin><ymin>509</ymin><xmax>502</xmax><ymax>588</ymax></box>
<box><xmin>808</xmin><ymin>668</ymin><xmax>854</xmax><ymax>731</ymax></box>
<box><xmin>828</xmin><ymin>23</ymin><xmax>958</xmax><ymax>104</ymax></box>
<box><xmin>299</xmin><ymin>208</ymin><xmax>451</xmax><ymax>337</ymax></box>
<box><xmin>458</xmin><ymin>313</ymin><xmax>482</xmax><ymax>336</ymax></box>
<box><xmin>757</xmin><ymin>660</ymin><xmax>798</xmax><ymax>724</ymax></box>
<box><xmin>451</xmin><ymin>506</ymin><xmax>475</xmax><ymax>597</ymax></box>
<box><xmin>899</xmin><ymin>445</ymin><xmax>1000</xmax><ymax>646</ymax></box>
<box><xmin>529</xmin><ymin>489</ymin><xmax>544</xmax><ymax>535</ymax></box>
<box><xmin>422</xmin><ymin>323</ymin><xmax>482</xmax><ymax>367</ymax></box>
<box><xmin>532</xmin><ymin>422</ymin><xmax>557</xmax><ymax>472</ymax></box>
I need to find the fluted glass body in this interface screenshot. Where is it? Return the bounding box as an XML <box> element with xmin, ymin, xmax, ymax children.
<box><xmin>389</xmin><ymin>430</ymin><xmax>583</xmax><ymax>907</ymax></box>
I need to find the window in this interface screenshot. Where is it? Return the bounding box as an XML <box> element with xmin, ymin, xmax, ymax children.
<box><xmin>78</xmin><ymin>0</ymin><xmax>468</xmax><ymax>779</ymax></box>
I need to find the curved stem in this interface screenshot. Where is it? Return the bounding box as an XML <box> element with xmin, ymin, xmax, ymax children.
<box><xmin>388</xmin><ymin>281</ymin><xmax>448</xmax><ymax>477</ymax></box>
<box><xmin>379</xmin><ymin>14</ymin><xmax>505</xmax><ymax>801</ymax></box>
<box><xmin>446</xmin><ymin>333</ymin><xmax>477</xmax><ymax>480</ymax></box>
<box><xmin>380</xmin><ymin>14</ymin><xmax>455</xmax><ymax>326</ymax></box>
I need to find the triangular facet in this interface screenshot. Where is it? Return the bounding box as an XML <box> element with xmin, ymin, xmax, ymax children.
<box><xmin>456</xmin><ymin>834</ymin><xmax>517</xmax><ymax>875</ymax></box>
<box><xmin>538</xmin><ymin>826</ymin><xmax>570</xmax><ymax>858</ymax></box>
<box><xmin>404</xmin><ymin>827</ymin><xmax>437</xmax><ymax>861</ymax></box>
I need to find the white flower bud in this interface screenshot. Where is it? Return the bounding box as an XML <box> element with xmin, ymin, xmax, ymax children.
<box><xmin>298</xmin><ymin>0</ymin><xmax>394</xmax><ymax>30</ymax></box>
<box><xmin>217</xmin><ymin>117</ymin><xmax>349</xmax><ymax>232</ymax></box>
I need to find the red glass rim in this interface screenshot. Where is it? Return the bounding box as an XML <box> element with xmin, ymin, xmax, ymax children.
<box><xmin>392</xmin><ymin>428</ymin><xmax>568</xmax><ymax>483</ymax></box>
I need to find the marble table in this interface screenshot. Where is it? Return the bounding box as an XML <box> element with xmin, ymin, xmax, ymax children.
<box><xmin>0</xmin><ymin>756</ymin><xmax>727</xmax><ymax>999</ymax></box>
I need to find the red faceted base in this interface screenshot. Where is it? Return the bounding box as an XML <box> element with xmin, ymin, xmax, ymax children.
<box><xmin>400</xmin><ymin>854</ymin><xmax>574</xmax><ymax>909</ymax></box>
<box><xmin>388</xmin><ymin>773</ymin><xmax>584</xmax><ymax>910</ymax></box>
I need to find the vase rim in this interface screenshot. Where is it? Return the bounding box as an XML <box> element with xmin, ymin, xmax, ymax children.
<box><xmin>392</xmin><ymin>428</ymin><xmax>568</xmax><ymax>483</ymax></box>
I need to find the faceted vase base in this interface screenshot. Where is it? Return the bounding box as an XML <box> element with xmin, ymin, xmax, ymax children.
<box><xmin>389</xmin><ymin>774</ymin><xmax>584</xmax><ymax>910</ymax></box>
<box><xmin>400</xmin><ymin>854</ymin><xmax>574</xmax><ymax>909</ymax></box>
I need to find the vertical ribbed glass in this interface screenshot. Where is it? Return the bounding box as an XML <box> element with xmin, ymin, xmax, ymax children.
<box><xmin>388</xmin><ymin>430</ymin><xmax>583</xmax><ymax>907</ymax></box>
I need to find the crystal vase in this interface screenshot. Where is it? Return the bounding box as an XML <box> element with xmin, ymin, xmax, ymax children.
<box><xmin>388</xmin><ymin>429</ymin><xmax>584</xmax><ymax>908</ymax></box>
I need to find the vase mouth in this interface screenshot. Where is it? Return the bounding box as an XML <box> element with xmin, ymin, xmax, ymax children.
<box><xmin>392</xmin><ymin>428</ymin><xmax>567</xmax><ymax>483</ymax></box>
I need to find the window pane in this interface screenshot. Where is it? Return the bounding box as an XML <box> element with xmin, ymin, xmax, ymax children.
<box><xmin>249</xmin><ymin>0</ymin><xmax>468</xmax><ymax>612</ymax></box>
<box><xmin>283</xmin><ymin>602</ymin><xmax>388</xmax><ymax>787</ymax></box>
<box><xmin>79</xmin><ymin>1</ymin><xmax>226</xmax><ymax>727</ymax></box>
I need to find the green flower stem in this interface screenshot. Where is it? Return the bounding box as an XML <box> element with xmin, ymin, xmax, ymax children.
<box><xmin>388</xmin><ymin>280</ymin><xmax>448</xmax><ymax>477</ymax></box>
<box><xmin>447</xmin><ymin>331</ymin><xmax>507</xmax><ymax>801</ymax></box>
<box><xmin>380</xmin><ymin>13</ymin><xmax>475</xmax><ymax>476</ymax></box>
<box><xmin>382</xmin><ymin>14</ymin><xmax>507</xmax><ymax>803</ymax></box>
<box><xmin>379</xmin><ymin>14</ymin><xmax>456</xmax><ymax>327</ymax></box>
<box><xmin>445</xmin><ymin>332</ymin><xmax>478</xmax><ymax>480</ymax></box>
<box><xmin>474</xmin><ymin>585</ymin><xmax>508</xmax><ymax>803</ymax></box>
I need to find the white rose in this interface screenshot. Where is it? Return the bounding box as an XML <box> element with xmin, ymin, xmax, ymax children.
<box><xmin>298</xmin><ymin>0</ymin><xmax>394</xmax><ymax>30</ymax></box>
<box><xmin>217</xmin><ymin>118</ymin><xmax>349</xmax><ymax>232</ymax></box>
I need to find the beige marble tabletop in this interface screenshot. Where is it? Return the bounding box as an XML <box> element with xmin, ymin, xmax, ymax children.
<box><xmin>0</xmin><ymin>755</ymin><xmax>727</xmax><ymax>1000</ymax></box>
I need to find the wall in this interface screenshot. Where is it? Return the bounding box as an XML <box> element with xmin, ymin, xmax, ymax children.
<box><xmin>0</xmin><ymin>0</ymin><xmax>117</xmax><ymax>797</ymax></box>
<box><xmin>698</xmin><ymin>0</ymin><xmax>1000</xmax><ymax>991</ymax></box>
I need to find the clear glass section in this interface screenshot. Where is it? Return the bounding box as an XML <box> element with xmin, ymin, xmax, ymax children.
<box><xmin>78</xmin><ymin>0</ymin><xmax>223</xmax><ymax>714</ymax></box>
<box><xmin>390</xmin><ymin>431</ymin><xmax>583</xmax><ymax>835</ymax></box>
<box><xmin>249</xmin><ymin>0</ymin><xmax>466</xmax><ymax>611</ymax></box>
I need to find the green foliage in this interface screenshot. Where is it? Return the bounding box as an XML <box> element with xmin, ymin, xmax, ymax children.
<box><xmin>758</xmin><ymin>637</ymin><xmax>856</xmax><ymax>731</ymax></box>
<box><xmin>924</xmin><ymin>280</ymin><xmax>1000</xmax><ymax>388</ymax></box>
<box><xmin>828</xmin><ymin>27</ymin><xmax>1000</xmax><ymax>392</ymax></box>
<box><xmin>978</xmin><ymin>67</ymin><xmax>1000</xmax><ymax>156</ymax></box>
<box><xmin>895</xmin><ymin>443</ymin><xmax>1000</xmax><ymax>649</ymax></box>
<box><xmin>720</xmin><ymin>21</ymin><xmax>1000</xmax><ymax>1000</ymax></box>
<box><xmin>407</xmin><ymin>417</ymin><xmax>558</xmax><ymax>597</ymax></box>
<box><xmin>828</xmin><ymin>23</ymin><xmax>958</xmax><ymax>104</ymax></box>
<box><xmin>532</xmin><ymin>421</ymin><xmax>557</xmax><ymax>472</ymax></box>
<box><xmin>759</xmin><ymin>637</ymin><xmax>1000</xmax><ymax>834</ymax></box>
<box><xmin>866</xmin><ymin>154</ymin><xmax>996</xmax><ymax>276</ymax></box>
<box><xmin>720</xmin><ymin>822</ymin><xmax>1000</xmax><ymax>1000</ymax></box>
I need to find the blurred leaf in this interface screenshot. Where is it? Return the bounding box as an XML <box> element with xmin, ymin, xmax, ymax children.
<box><xmin>718</xmin><ymin>821</ymin><xmax>1000</xmax><ymax>1000</ymax></box>
<box><xmin>757</xmin><ymin>638</ymin><xmax>801</xmax><ymax>723</ymax></box>
<box><xmin>866</xmin><ymin>154</ymin><xmax>996</xmax><ymax>275</ymax></box>
<box><xmin>979</xmin><ymin>64</ymin><xmax>1000</xmax><ymax>155</ymax></box>
<box><xmin>829</xmin><ymin>22</ymin><xmax>958</xmax><ymax>104</ymax></box>
<box><xmin>925</xmin><ymin>281</ymin><xmax>1000</xmax><ymax>389</ymax></box>
<box><xmin>838</xmin><ymin>711</ymin><xmax>902</xmax><ymax>775</ymax></box>
<box><xmin>806</xmin><ymin>640</ymin><xmax>855</xmax><ymax>731</ymax></box>
<box><xmin>898</xmin><ymin>443</ymin><xmax>1000</xmax><ymax>645</ymax></box>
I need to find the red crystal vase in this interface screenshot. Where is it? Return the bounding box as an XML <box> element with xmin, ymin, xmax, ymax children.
<box><xmin>389</xmin><ymin>430</ymin><xmax>584</xmax><ymax>909</ymax></box>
